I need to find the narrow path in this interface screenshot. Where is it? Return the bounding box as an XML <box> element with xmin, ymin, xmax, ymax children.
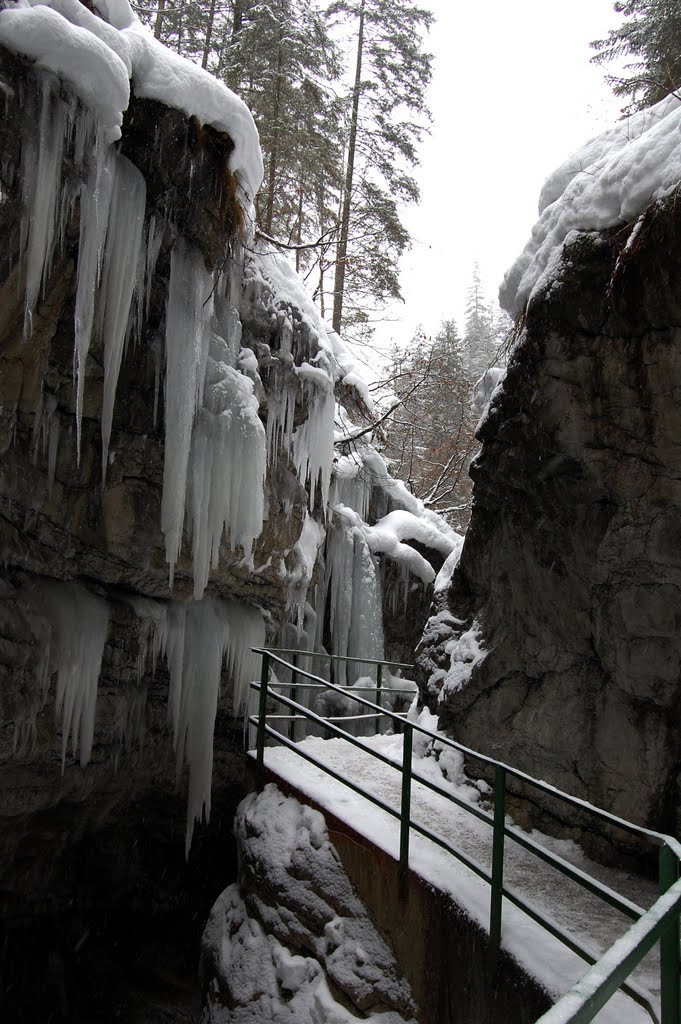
<box><xmin>260</xmin><ymin>732</ymin><xmax>660</xmax><ymax>1024</ymax></box>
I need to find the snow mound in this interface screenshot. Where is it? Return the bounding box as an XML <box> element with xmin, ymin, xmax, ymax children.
<box><xmin>0</xmin><ymin>5</ymin><xmax>129</xmax><ymax>140</ymax></box>
<box><xmin>501</xmin><ymin>92</ymin><xmax>681</xmax><ymax>315</ymax></box>
<box><xmin>0</xmin><ymin>0</ymin><xmax>263</xmax><ymax>193</ymax></box>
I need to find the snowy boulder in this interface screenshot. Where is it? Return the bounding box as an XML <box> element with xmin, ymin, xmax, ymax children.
<box><xmin>201</xmin><ymin>785</ymin><xmax>418</xmax><ymax>1023</ymax></box>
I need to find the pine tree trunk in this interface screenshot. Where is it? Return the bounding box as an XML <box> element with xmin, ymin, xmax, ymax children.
<box><xmin>201</xmin><ymin>0</ymin><xmax>218</xmax><ymax>69</ymax></box>
<box><xmin>295</xmin><ymin>180</ymin><xmax>304</xmax><ymax>274</ymax></box>
<box><xmin>176</xmin><ymin>0</ymin><xmax>184</xmax><ymax>53</ymax></box>
<box><xmin>154</xmin><ymin>0</ymin><xmax>166</xmax><ymax>40</ymax></box>
<box><xmin>263</xmin><ymin>40</ymin><xmax>284</xmax><ymax>235</ymax></box>
<box><xmin>332</xmin><ymin>0</ymin><xmax>365</xmax><ymax>335</ymax></box>
<box><xmin>226</xmin><ymin>0</ymin><xmax>244</xmax><ymax>90</ymax></box>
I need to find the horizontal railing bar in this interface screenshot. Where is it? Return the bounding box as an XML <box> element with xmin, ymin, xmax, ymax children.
<box><xmin>259</xmin><ymin>652</ymin><xmax>676</xmax><ymax>851</ymax></box>
<box><xmin>502</xmin><ymin>884</ymin><xmax>659</xmax><ymax>1023</ymax></box>
<box><xmin>252</xmin><ymin>652</ymin><xmax>418</xmax><ymax>723</ymax></box>
<box><xmin>408</xmin><ymin>816</ymin><xmax>492</xmax><ymax>885</ymax></box>
<box><xmin>247</xmin><ymin>692</ymin><xmax>405</xmax><ymax>776</ymax></box>
<box><xmin>252</xmin><ymin>728</ymin><xmax>403</xmax><ymax>823</ymax></box>
<box><xmin>264</xmin><ymin>712</ymin><xmax>389</xmax><ymax>723</ymax></box>
<box><xmin>262</xmin><ymin>647</ymin><xmax>414</xmax><ymax>669</ymax></box>
<box><xmin>504</xmin><ymin>824</ymin><xmax>646</xmax><ymax>921</ymax></box>
<box><xmin>252</xmin><ymin>702</ymin><xmax>660</xmax><ymax>1023</ymax></box>
<box><xmin>254</xmin><ymin>654</ymin><xmax>673</xmax><ymax>848</ymax></box>
<box><xmin>263</xmin><ymin>712</ymin><xmax>410</xmax><ymax>723</ymax></box>
<box><xmin>255</xmin><ymin>693</ymin><xmax>646</xmax><ymax>922</ymax></box>
<box><xmin>537</xmin><ymin>880</ymin><xmax>681</xmax><ymax>1024</ymax></box>
<box><xmin>251</xmin><ymin>672</ymin><xmax>677</xmax><ymax>877</ymax></box>
<box><xmin>269</xmin><ymin>682</ymin><xmax>416</xmax><ymax>694</ymax></box>
<box><xmin>403</xmin><ymin>717</ymin><xmax>669</xmax><ymax>848</ymax></box>
<box><xmin>252</xmin><ymin>648</ymin><xmax>680</xmax><ymax>1024</ymax></box>
<box><xmin>250</xmin><ymin>726</ymin><xmax>492</xmax><ymax>888</ymax></box>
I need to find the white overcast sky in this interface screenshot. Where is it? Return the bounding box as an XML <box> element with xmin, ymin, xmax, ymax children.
<box><xmin>370</xmin><ymin>0</ymin><xmax>625</xmax><ymax>355</ymax></box>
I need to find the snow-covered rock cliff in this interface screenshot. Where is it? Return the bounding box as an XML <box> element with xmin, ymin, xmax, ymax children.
<box><xmin>0</xmin><ymin>2</ymin><xmax>453</xmax><ymax>1017</ymax></box>
<box><xmin>417</xmin><ymin>95</ymin><xmax>681</xmax><ymax>858</ymax></box>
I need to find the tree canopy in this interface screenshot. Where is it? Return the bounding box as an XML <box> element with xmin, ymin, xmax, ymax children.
<box><xmin>591</xmin><ymin>1</ymin><xmax>681</xmax><ymax>112</ymax></box>
<box><xmin>135</xmin><ymin>0</ymin><xmax>433</xmax><ymax>342</ymax></box>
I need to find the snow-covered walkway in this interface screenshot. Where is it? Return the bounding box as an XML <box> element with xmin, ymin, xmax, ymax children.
<box><xmin>257</xmin><ymin>727</ymin><xmax>660</xmax><ymax>1024</ymax></box>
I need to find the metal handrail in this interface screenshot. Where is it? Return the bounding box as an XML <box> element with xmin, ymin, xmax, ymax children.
<box><xmin>263</xmin><ymin>647</ymin><xmax>414</xmax><ymax>669</ymax></box>
<box><xmin>249</xmin><ymin>648</ymin><xmax>681</xmax><ymax>1024</ymax></box>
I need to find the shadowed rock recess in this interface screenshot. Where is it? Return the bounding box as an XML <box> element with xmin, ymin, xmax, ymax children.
<box><xmin>416</xmin><ymin>195</ymin><xmax>681</xmax><ymax>860</ymax></box>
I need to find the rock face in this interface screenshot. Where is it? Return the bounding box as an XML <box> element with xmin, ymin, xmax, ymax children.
<box><xmin>0</xmin><ymin>50</ymin><xmax>314</xmax><ymax>1022</ymax></box>
<box><xmin>0</xmin><ymin>39</ymin><xmax>442</xmax><ymax>1021</ymax></box>
<box><xmin>416</xmin><ymin>199</ymin><xmax>681</xmax><ymax>852</ymax></box>
<box><xmin>201</xmin><ymin>785</ymin><xmax>417</xmax><ymax>1023</ymax></box>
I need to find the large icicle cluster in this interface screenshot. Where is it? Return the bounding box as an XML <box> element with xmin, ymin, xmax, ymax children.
<box><xmin>134</xmin><ymin>596</ymin><xmax>265</xmax><ymax>853</ymax></box>
<box><xmin>2</xmin><ymin>0</ymin><xmax>273</xmax><ymax>595</ymax></box>
<box><xmin>161</xmin><ymin>240</ymin><xmax>266</xmax><ymax>595</ymax></box>
<box><xmin>15</xmin><ymin>580</ymin><xmax>265</xmax><ymax>854</ymax></box>
<box><xmin>16</xmin><ymin>579</ymin><xmax>109</xmax><ymax>767</ymax></box>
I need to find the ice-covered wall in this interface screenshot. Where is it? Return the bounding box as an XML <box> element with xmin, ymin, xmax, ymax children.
<box><xmin>0</xmin><ymin>0</ymin><xmax>457</xmax><ymax>881</ymax></box>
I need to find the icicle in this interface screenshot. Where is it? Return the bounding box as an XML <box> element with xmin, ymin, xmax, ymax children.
<box><xmin>266</xmin><ymin>380</ymin><xmax>297</xmax><ymax>464</ymax></box>
<box><xmin>28</xmin><ymin>580</ymin><xmax>109</xmax><ymax>769</ymax></box>
<box><xmin>21</xmin><ymin>75</ymin><xmax>69</xmax><ymax>338</ymax></box>
<box><xmin>31</xmin><ymin>392</ymin><xmax>60</xmax><ymax>496</ymax></box>
<box><xmin>161</xmin><ymin>240</ymin><xmax>215</xmax><ymax>586</ymax></box>
<box><xmin>293</xmin><ymin>381</ymin><xmax>334</xmax><ymax>512</ymax></box>
<box><xmin>73</xmin><ymin>144</ymin><xmax>114</xmax><ymax>462</ymax></box>
<box><xmin>316</xmin><ymin>512</ymin><xmax>385</xmax><ymax>692</ymax></box>
<box><xmin>151</xmin><ymin>333</ymin><xmax>163</xmax><ymax>430</ymax></box>
<box><xmin>348</xmin><ymin>535</ymin><xmax>384</xmax><ymax>680</ymax></box>
<box><xmin>331</xmin><ymin>453</ymin><xmax>373</xmax><ymax>523</ymax></box>
<box><xmin>188</xmin><ymin>353</ymin><xmax>266</xmax><ymax>598</ymax></box>
<box><xmin>98</xmin><ymin>153</ymin><xmax>146</xmax><ymax>484</ymax></box>
<box><xmin>286</xmin><ymin>512</ymin><xmax>325</xmax><ymax>633</ymax></box>
<box><xmin>47</xmin><ymin>404</ymin><xmax>60</xmax><ymax>496</ymax></box>
<box><xmin>144</xmin><ymin>213</ymin><xmax>162</xmax><ymax>320</ymax></box>
<box><xmin>133</xmin><ymin>595</ymin><xmax>264</xmax><ymax>855</ymax></box>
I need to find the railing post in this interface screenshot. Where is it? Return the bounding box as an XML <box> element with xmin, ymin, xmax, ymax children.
<box><xmin>399</xmin><ymin>722</ymin><xmax>413</xmax><ymax>899</ymax></box>
<box><xmin>289</xmin><ymin>652</ymin><xmax>298</xmax><ymax>742</ymax></box>
<box><xmin>489</xmin><ymin>766</ymin><xmax>506</xmax><ymax>971</ymax></box>
<box><xmin>659</xmin><ymin>844</ymin><xmax>680</xmax><ymax>1024</ymax></box>
<box><xmin>256</xmin><ymin>652</ymin><xmax>269</xmax><ymax>790</ymax></box>
<box><xmin>375</xmin><ymin>662</ymin><xmax>383</xmax><ymax>735</ymax></box>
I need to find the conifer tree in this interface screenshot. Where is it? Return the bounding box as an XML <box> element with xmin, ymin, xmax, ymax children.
<box><xmin>381</xmin><ymin>320</ymin><xmax>477</xmax><ymax>530</ymax></box>
<box><xmin>462</xmin><ymin>264</ymin><xmax>498</xmax><ymax>380</ymax></box>
<box><xmin>328</xmin><ymin>0</ymin><xmax>433</xmax><ymax>336</ymax></box>
<box><xmin>591</xmin><ymin>1</ymin><xmax>681</xmax><ymax>112</ymax></box>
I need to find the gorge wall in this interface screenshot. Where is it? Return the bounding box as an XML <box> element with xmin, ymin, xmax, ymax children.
<box><xmin>0</xmin><ymin>3</ymin><xmax>453</xmax><ymax>1018</ymax></box>
<box><xmin>417</xmin><ymin>192</ymin><xmax>681</xmax><ymax>855</ymax></box>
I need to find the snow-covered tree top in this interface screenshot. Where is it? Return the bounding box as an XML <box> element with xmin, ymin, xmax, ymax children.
<box><xmin>501</xmin><ymin>92</ymin><xmax>681</xmax><ymax>316</ymax></box>
<box><xmin>0</xmin><ymin>0</ymin><xmax>264</xmax><ymax>199</ymax></box>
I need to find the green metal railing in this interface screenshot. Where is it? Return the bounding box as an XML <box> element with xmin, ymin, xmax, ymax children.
<box><xmin>248</xmin><ymin>648</ymin><xmax>681</xmax><ymax>1024</ymax></box>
